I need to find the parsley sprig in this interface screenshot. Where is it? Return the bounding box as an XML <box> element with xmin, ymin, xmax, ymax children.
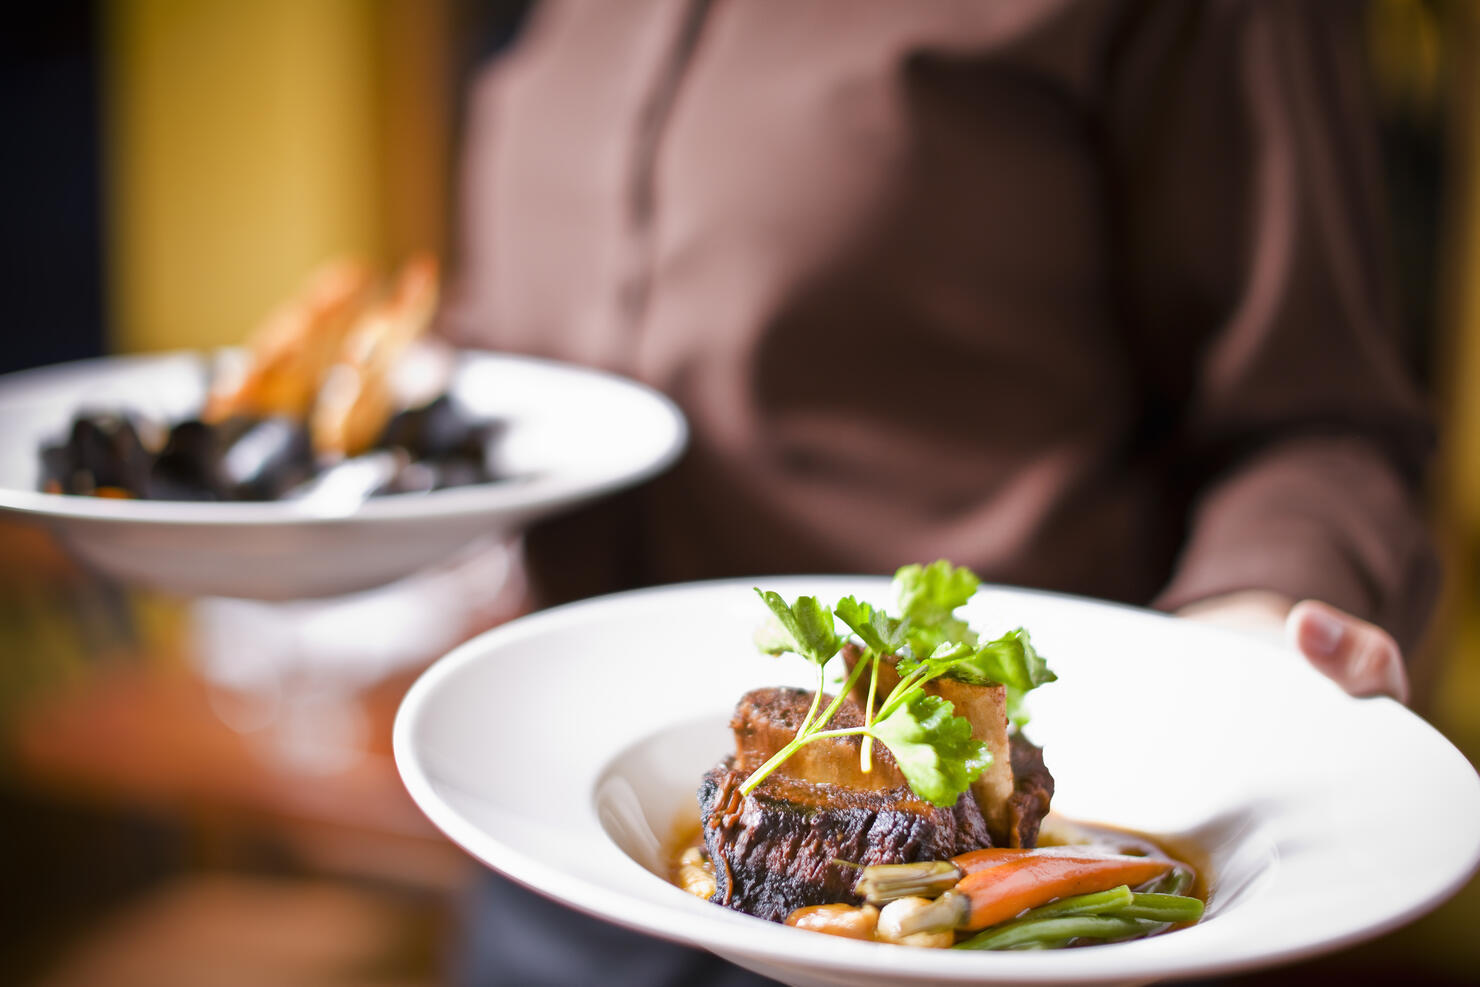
<box><xmin>740</xmin><ymin>560</ymin><xmax>1056</xmax><ymax>807</ymax></box>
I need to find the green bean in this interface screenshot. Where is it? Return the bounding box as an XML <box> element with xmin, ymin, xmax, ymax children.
<box><xmin>1142</xmin><ymin>864</ymin><xmax>1194</xmax><ymax>897</ymax></box>
<box><xmin>1023</xmin><ymin>885</ymin><xmax>1135</xmax><ymax>918</ymax></box>
<box><xmin>956</xmin><ymin>915</ymin><xmax>1157</xmax><ymax>950</ymax></box>
<box><xmin>1118</xmin><ymin>892</ymin><xmax>1205</xmax><ymax>924</ymax></box>
<box><xmin>951</xmin><ymin>886</ymin><xmax>1204</xmax><ymax>950</ymax></box>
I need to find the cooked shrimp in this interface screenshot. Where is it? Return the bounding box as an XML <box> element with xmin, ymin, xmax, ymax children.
<box><xmin>204</xmin><ymin>258</ymin><xmax>372</xmax><ymax>422</ymax></box>
<box><xmin>311</xmin><ymin>254</ymin><xmax>440</xmax><ymax>457</ymax></box>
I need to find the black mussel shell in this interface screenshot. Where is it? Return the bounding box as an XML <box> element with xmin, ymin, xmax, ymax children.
<box><xmin>41</xmin><ymin>389</ymin><xmax>504</xmax><ymax>503</ymax></box>
<box><xmin>149</xmin><ymin>419</ymin><xmax>227</xmax><ymax>500</ymax></box>
<box><xmin>375</xmin><ymin>458</ymin><xmax>439</xmax><ymax>496</ymax></box>
<box><xmin>219</xmin><ymin>417</ymin><xmax>314</xmax><ymax>500</ymax></box>
<box><xmin>378</xmin><ymin>394</ymin><xmax>501</xmax><ymax>463</ymax></box>
<box><xmin>40</xmin><ymin>411</ymin><xmax>154</xmax><ymax>496</ymax></box>
<box><xmin>148</xmin><ymin>415</ymin><xmax>313</xmax><ymax>501</ymax></box>
<box><xmin>375</xmin><ymin>454</ymin><xmax>497</xmax><ymax>495</ymax></box>
<box><xmin>429</xmin><ymin>457</ymin><xmax>496</xmax><ymax>489</ymax></box>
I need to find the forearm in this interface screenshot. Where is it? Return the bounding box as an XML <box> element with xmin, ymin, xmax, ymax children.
<box><xmin>1153</xmin><ymin>435</ymin><xmax>1439</xmax><ymax>655</ymax></box>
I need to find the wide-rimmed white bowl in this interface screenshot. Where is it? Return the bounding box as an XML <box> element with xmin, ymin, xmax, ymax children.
<box><xmin>0</xmin><ymin>350</ymin><xmax>686</xmax><ymax>599</ymax></box>
<box><xmin>393</xmin><ymin>578</ymin><xmax>1480</xmax><ymax>987</ymax></box>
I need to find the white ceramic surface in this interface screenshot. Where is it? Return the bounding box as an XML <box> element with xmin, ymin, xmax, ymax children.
<box><xmin>394</xmin><ymin>578</ymin><xmax>1480</xmax><ymax>987</ymax></box>
<box><xmin>0</xmin><ymin>350</ymin><xmax>686</xmax><ymax>599</ymax></box>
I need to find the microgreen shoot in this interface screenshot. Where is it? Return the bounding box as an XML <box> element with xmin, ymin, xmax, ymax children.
<box><xmin>834</xmin><ymin>596</ymin><xmax>908</xmax><ymax>772</ymax></box>
<box><xmin>738</xmin><ymin>561</ymin><xmax>1056</xmax><ymax>808</ymax></box>
<box><xmin>754</xmin><ymin>590</ymin><xmax>842</xmax><ymax>664</ymax></box>
<box><xmin>895</xmin><ymin>560</ymin><xmax>980</xmax><ymax>656</ymax></box>
<box><xmin>834</xmin><ymin>596</ymin><xmax>909</xmax><ymax>656</ymax></box>
<box><xmin>754</xmin><ymin>589</ymin><xmax>845</xmax><ymax>737</ymax></box>
<box><xmin>871</xmin><ymin>692</ymin><xmax>992</xmax><ymax>806</ymax></box>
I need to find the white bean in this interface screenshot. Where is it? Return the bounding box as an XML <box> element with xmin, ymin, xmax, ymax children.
<box><xmin>876</xmin><ymin>897</ymin><xmax>956</xmax><ymax>948</ymax></box>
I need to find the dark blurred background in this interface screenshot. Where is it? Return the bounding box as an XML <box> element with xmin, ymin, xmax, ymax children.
<box><xmin>0</xmin><ymin>1</ymin><xmax>1477</xmax><ymax>984</ymax></box>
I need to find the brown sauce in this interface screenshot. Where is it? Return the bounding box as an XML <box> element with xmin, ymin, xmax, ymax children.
<box><xmin>1034</xmin><ymin>813</ymin><xmax>1211</xmax><ymax>907</ymax></box>
<box><xmin>666</xmin><ymin>815</ymin><xmax>706</xmax><ymax>887</ymax></box>
<box><xmin>666</xmin><ymin>809</ymin><xmax>1209</xmax><ymax>909</ymax></box>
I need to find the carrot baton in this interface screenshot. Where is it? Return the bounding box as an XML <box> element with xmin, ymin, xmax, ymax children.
<box><xmin>855</xmin><ymin>845</ymin><xmax>1155</xmax><ymax>905</ymax></box>
<box><xmin>892</xmin><ymin>851</ymin><xmax>1176</xmax><ymax>936</ymax></box>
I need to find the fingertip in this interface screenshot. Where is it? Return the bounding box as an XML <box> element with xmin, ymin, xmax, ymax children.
<box><xmin>1286</xmin><ymin>600</ymin><xmax>1410</xmax><ymax>704</ymax></box>
<box><xmin>1287</xmin><ymin>600</ymin><xmax>1344</xmax><ymax>661</ymax></box>
<box><xmin>1359</xmin><ymin>630</ymin><xmax>1410</xmax><ymax>705</ymax></box>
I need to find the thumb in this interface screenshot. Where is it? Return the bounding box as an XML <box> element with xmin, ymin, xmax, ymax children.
<box><xmin>1286</xmin><ymin>600</ymin><xmax>1409</xmax><ymax>703</ymax></box>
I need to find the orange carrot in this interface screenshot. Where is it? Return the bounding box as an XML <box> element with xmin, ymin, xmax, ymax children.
<box><xmin>949</xmin><ymin>847</ymin><xmax>1039</xmax><ymax>875</ymax></box>
<box><xmin>858</xmin><ymin>847</ymin><xmax>1112</xmax><ymax>905</ymax></box>
<box><xmin>950</xmin><ymin>853</ymin><xmax>1174</xmax><ymax>931</ymax></box>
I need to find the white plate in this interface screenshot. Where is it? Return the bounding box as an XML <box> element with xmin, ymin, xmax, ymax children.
<box><xmin>394</xmin><ymin>578</ymin><xmax>1480</xmax><ymax>987</ymax></box>
<box><xmin>0</xmin><ymin>350</ymin><xmax>686</xmax><ymax>599</ymax></box>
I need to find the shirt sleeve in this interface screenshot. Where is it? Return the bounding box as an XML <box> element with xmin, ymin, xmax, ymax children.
<box><xmin>1104</xmin><ymin>0</ymin><xmax>1439</xmax><ymax>651</ymax></box>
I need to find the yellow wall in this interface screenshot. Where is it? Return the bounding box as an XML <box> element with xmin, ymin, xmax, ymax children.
<box><xmin>104</xmin><ymin>0</ymin><xmax>450</xmax><ymax>353</ymax></box>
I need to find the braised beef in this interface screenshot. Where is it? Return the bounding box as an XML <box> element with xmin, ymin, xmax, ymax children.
<box><xmin>698</xmin><ymin>684</ymin><xmax>1056</xmax><ymax>921</ymax></box>
<box><xmin>1007</xmin><ymin>733</ymin><xmax>1055</xmax><ymax>849</ymax></box>
<box><xmin>732</xmin><ymin>686</ymin><xmax>907</xmax><ymax>791</ymax></box>
<box><xmin>841</xmin><ymin>644</ymin><xmax>1019</xmax><ymax>844</ymax></box>
<box><xmin>698</xmin><ymin>759</ymin><xmax>991</xmax><ymax>922</ymax></box>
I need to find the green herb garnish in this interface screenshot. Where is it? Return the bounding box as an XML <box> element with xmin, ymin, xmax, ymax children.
<box><xmin>740</xmin><ymin>560</ymin><xmax>1055</xmax><ymax>807</ymax></box>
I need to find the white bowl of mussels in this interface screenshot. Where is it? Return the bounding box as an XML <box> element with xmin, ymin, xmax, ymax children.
<box><xmin>0</xmin><ymin>347</ymin><xmax>686</xmax><ymax>600</ymax></box>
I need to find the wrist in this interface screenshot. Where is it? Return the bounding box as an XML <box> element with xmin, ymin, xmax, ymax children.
<box><xmin>1174</xmin><ymin>589</ymin><xmax>1295</xmax><ymax>642</ymax></box>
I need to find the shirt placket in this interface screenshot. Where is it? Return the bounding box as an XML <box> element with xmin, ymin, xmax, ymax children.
<box><xmin>604</xmin><ymin>0</ymin><xmax>714</xmax><ymax>377</ymax></box>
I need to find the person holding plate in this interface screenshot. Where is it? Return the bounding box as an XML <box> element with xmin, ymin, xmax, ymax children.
<box><xmin>439</xmin><ymin>2</ymin><xmax>1435</xmax><ymax>983</ymax></box>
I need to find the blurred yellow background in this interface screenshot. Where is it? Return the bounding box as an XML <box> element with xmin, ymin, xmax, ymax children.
<box><xmin>2</xmin><ymin>0</ymin><xmax>1477</xmax><ymax>984</ymax></box>
<box><xmin>105</xmin><ymin>0</ymin><xmax>454</xmax><ymax>353</ymax></box>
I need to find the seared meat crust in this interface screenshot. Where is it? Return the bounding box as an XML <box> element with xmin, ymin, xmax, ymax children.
<box><xmin>1007</xmin><ymin>733</ymin><xmax>1055</xmax><ymax>849</ymax></box>
<box><xmin>699</xmin><ymin>759</ymin><xmax>991</xmax><ymax>922</ymax></box>
<box><xmin>732</xmin><ymin>686</ymin><xmax>907</xmax><ymax>790</ymax></box>
<box><xmin>697</xmin><ymin>685</ymin><xmax>1053</xmax><ymax>922</ymax></box>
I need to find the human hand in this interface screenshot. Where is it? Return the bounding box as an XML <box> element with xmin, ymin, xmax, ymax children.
<box><xmin>1285</xmin><ymin>599</ymin><xmax>1409</xmax><ymax>703</ymax></box>
<box><xmin>1176</xmin><ymin>591</ymin><xmax>1409</xmax><ymax>703</ymax></box>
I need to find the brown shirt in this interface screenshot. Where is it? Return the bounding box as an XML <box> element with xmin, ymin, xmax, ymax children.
<box><xmin>442</xmin><ymin>0</ymin><xmax>1438</xmax><ymax>650</ymax></box>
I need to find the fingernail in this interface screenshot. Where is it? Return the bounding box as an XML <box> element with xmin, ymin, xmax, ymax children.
<box><xmin>1297</xmin><ymin>608</ymin><xmax>1344</xmax><ymax>658</ymax></box>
